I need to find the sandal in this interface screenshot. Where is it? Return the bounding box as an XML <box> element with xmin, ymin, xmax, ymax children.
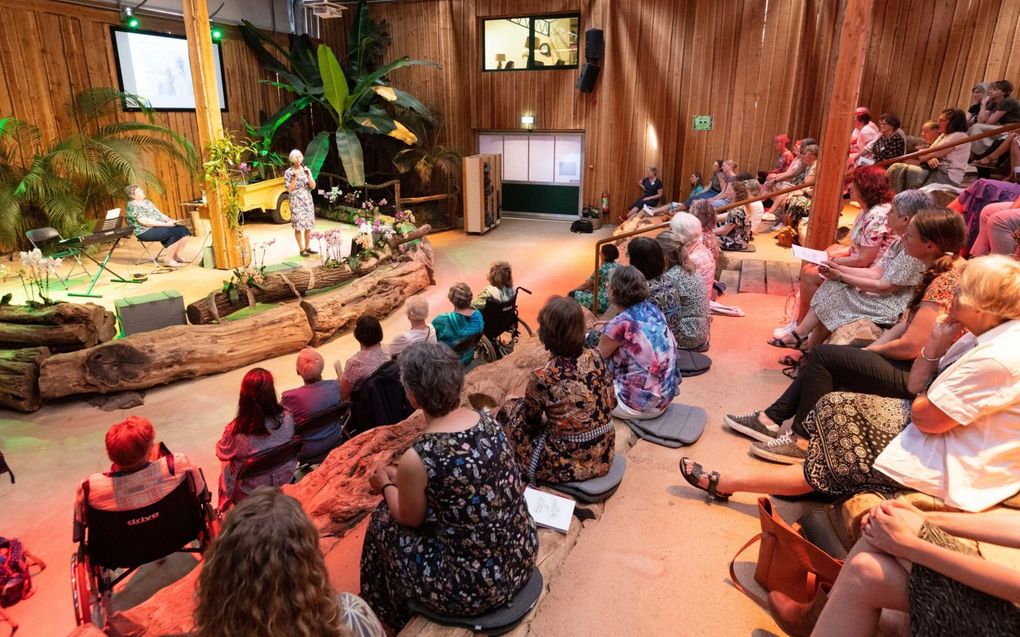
<box><xmin>767</xmin><ymin>331</ymin><xmax>806</xmax><ymax>350</ymax></box>
<box><xmin>299</xmin><ymin>249</ymin><xmax>310</xmax><ymax>257</ymax></box>
<box><xmin>679</xmin><ymin>457</ymin><xmax>732</xmax><ymax>502</ymax></box>
<box><xmin>778</xmin><ymin>354</ymin><xmax>801</xmax><ymax>367</ymax></box>
<box><xmin>782</xmin><ymin>365</ymin><xmax>799</xmax><ymax>379</ymax></box>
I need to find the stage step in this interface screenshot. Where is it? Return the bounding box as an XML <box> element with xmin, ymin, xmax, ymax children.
<box><xmin>725</xmin><ymin>260</ymin><xmax>801</xmax><ymax>295</ymax></box>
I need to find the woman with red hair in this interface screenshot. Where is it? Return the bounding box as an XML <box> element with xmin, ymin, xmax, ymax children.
<box><xmin>774</xmin><ymin>166</ymin><xmax>895</xmax><ymax>348</ymax></box>
<box><xmin>216</xmin><ymin>368</ymin><xmax>296</xmax><ymax>508</ymax></box>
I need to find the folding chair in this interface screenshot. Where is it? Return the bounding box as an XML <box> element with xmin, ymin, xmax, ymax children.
<box><xmin>134</xmin><ymin>236</ymin><xmax>166</xmax><ymax>266</ymax></box>
<box><xmin>25</xmin><ymin>227</ymin><xmax>90</xmax><ymax>284</ymax></box>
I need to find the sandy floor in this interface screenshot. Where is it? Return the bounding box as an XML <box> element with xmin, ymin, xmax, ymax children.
<box><xmin>0</xmin><ymin>215</ymin><xmax>810</xmax><ymax>636</ymax></box>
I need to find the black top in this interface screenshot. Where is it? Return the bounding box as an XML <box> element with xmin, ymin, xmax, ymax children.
<box><xmin>641</xmin><ymin>177</ymin><xmax>662</xmax><ymax>198</ymax></box>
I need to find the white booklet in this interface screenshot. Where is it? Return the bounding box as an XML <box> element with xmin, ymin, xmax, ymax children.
<box><xmin>524</xmin><ymin>487</ymin><xmax>575</xmax><ymax>533</ymax></box>
<box><xmin>791</xmin><ymin>244</ymin><xmax>829</xmax><ymax>266</ymax></box>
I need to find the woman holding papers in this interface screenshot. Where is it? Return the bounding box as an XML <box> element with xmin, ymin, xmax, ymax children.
<box><xmin>360</xmin><ymin>342</ymin><xmax>537</xmax><ymax>631</ymax></box>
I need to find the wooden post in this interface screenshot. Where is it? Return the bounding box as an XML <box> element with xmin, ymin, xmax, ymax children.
<box><xmin>805</xmin><ymin>0</ymin><xmax>876</xmax><ymax>250</ymax></box>
<box><xmin>182</xmin><ymin>0</ymin><xmax>242</xmax><ymax>269</ymax></box>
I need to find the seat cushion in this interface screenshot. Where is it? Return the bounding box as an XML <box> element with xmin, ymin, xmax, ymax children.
<box><xmin>545</xmin><ymin>455</ymin><xmax>626</xmax><ymax>503</ymax></box>
<box><xmin>675</xmin><ymin>350</ymin><xmax>712</xmax><ymax>376</ymax></box>
<box><xmin>625</xmin><ymin>403</ymin><xmax>707</xmax><ymax>448</ymax></box>
<box><xmin>408</xmin><ymin>567</ymin><xmax>543</xmax><ymax>635</ymax></box>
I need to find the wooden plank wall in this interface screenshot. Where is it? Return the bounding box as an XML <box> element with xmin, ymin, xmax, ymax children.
<box><xmin>360</xmin><ymin>0</ymin><xmax>1019</xmax><ymax>222</ymax></box>
<box><xmin>0</xmin><ymin>0</ymin><xmax>296</xmax><ymax>219</ymax></box>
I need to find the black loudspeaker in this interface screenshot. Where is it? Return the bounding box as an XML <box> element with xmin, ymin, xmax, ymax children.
<box><xmin>585</xmin><ymin>29</ymin><xmax>604</xmax><ymax>60</ymax></box>
<box><xmin>577</xmin><ymin>63</ymin><xmax>600</xmax><ymax>92</ymax></box>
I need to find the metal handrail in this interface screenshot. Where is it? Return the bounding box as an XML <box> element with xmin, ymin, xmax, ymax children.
<box><xmin>587</xmin><ymin>121</ymin><xmax>1020</xmax><ymax>313</ymax></box>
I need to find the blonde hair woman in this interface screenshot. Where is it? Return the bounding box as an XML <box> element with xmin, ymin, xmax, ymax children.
<box><xmin>286</xmin><ymin>149</ymin><xmax>317</xmax><ymax>257</ymax></box>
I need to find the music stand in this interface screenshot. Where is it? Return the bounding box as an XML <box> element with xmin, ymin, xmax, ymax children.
<box><xmin>66</xmin><ymin>212</ymin><xmax>142</xmax><ymax>299</ymax></box>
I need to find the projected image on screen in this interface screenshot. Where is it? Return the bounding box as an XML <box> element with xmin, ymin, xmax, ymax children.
<box><xmin>111</xmin><ymin>27</ymin><xmax>227</xmax><ymax>111</ymax></box>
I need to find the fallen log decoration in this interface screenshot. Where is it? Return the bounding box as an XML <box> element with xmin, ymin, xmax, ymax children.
<box><xmin>301</xmin><ymin>259</ymin><xmax>432</xmax><ymax>345</ymax></box>
<box><xmin>38</xmin><ymin>304</ymin><xmax>313</xmax><ymax>399</ymax></box>
<box><xmin>0</xmin><ymin>303</ymin><xmax>116</xmax><ymax>351</ymax></box>
<box><xmin>0</xmin><ymin>347</ymin><xmax>50</xmax><ymax>412</ymax></box>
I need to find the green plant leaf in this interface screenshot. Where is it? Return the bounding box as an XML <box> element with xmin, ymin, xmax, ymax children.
<box><xmin>348</xmin><ymin>0</ymin><xmax>372</xmax><ymax>74</ymax></box>
<box><xmin>335</xmin><ymin>129</ymin><xmax>365</xmax><ymax>186</ymax></box>
<box><xmin>391</xmin><ymin>88</ymin><xmax>434</xmax><ymax>120</ymax></box>
<box><xmin>304</xmin><ymin>131</ymin><xmax>330</xmax><ymax>179</ymax></box>
<box><xmin>353</xmin><ymin>107</ymin><xmax>397</xmax><ymax>134</ymax></box>
<box><xmin>318</xmin><ymin>45</ymin><xmax>350</xmax><ymax>119</ymax></box>
<box><xmin>239</xmin><ymin>20</ymin><xmax>292</xmax><ymax>77</ymax></box>
<box><xmin>351</xmin><ymin>57</ymin><xmax>439</xmax><ymax>101</ymax></box>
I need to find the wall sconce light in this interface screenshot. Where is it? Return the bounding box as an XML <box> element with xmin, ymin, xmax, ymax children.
<box><xmin>520</xmin><ymin>115</ymin><xmax>535</xmax><ymax>130</ymax></box>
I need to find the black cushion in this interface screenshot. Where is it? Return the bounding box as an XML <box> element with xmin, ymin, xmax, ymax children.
<box><xmin>625</xmin><ymin>403</ymin><xmax>707</xmax><ymax>448</ymax></box>
<box><xmin>675</xmin><ymin>350</ymin><xmax>712</xmax><ymax>376</ymax></box>
<box><xmin>408</xmin><ymin>567</ymin><xmax>543</xmax><ymax>635</ymax></box>
<box><xmin>545</xmin><ymin>455</ymin><xmax>626</xmax><ymax>503</ymax></box>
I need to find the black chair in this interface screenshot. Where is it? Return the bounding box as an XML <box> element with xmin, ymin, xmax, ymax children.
<box><xmin>71</xmin><ymin>461</ymin><xmax>217</xmax><ymax>629</ymax></box>
<box><xmin>349</xmin><ymin>360</ymin><xmax>414</xmax><ymax>438</ymax></box>
<box><xmin>25</xmin><ymin>226</ymin><xmax>90</xmax><ymax>284</ymax></box>
<box><xmin>294</xmin><ymin>402</ymin><xmax>351</xmax><ymax>465</ymax></box>
<box><xmin>219</xmin><ymin>439</ymin><xmax>302</xmax><ymax>512</ymax></box>
<box><xmin>478</xmin><ymin>286</ymin><xmax>533</xmax><ymax>362</ymax></box>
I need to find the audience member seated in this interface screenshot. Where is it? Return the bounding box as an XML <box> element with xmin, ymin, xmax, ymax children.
<box><xmin>569</xmin><ymin>243</ymin><xmax>619</xmax><ymax>314</ymax></box>
<box><xmin>688</xmin><ymin>199</ymin><xmax>722</xmax><ymax>265</ymax></box>
<box><xmin>706</xmin><ymin>160</ymin><xmax>740</xmax><ymax>208</ymax></box>
<box><xmin>807</xmin><ymin>501</ymin><xmax>1020</xmax><ymax>637</ymax></box>
<box><xmin>954</xmin><ymin>178</ymin><xmax>1020</xmax><ymax>251</ymax></box>
<box><xmin>972</xmin><ymin>194</ymin><xmax>1020</xmax><ymax>256</ymax></box>
<box><xmin>74</xmin><ymin>416</ymin><xmax>205</xmax><ymax>524</ymax></box>
<box><xmin>770</xmin><ymin>190</ymin><xmax>935</xmax><ymax>351</ymax></box>
<box><xmin>386</xmin><ymin>297</ymin><xmax>437</xmax><ymax>358</ymax></box>
<box><xmin>499</xmin><ymin>296</ymin><xmax>617</xmax><ymax>484</ymax></box>
<box><xmin>766</xmin><ymin>144</ymin><xmax>818</xmax><ymax>225</ymax></box>
<box><xmin>761</xmin><ymin>140</ymin><xmax>813</xmax><ymax>198</ymax></box>
<box><xmin>655</xmin><ymin>232</ymin><xmax>711</xmax><ymax>350</ymax></box>
<box><xmin>850</xmin><ymin>107</ymin><xmax>881</xmax><ymax>157</ymax></box>
<box><xmin>216</xmin><ymin>368</ymin><xmax>296</xmax><ymax>507</ymax></box>
<box><xmin>433</xmin><ymin>282</ymin><xmax>484</xmax><ymax>365</ymax></box>
<box><xmin>683</xmin><ymin>255</ymin><xmax>1020</xmax><ymax>508</ymax></box>
<box><xmin>335</xmin><ymin>315</ymin><xmax>389</xmax><ymax>400</ymax></box>
<box><xmin>626</xmin><ymin>166</ymin><xmax>663</xmax><ymax>217</ymax></box>
<box><xmin>670</xmin><ymin>212</ymin><xmax>716</xmax><ymax>298</ymax></box>
<box><xmin>194</xmin><ymin>487</ymin><xmax>384</xmax><ymax>637</ymax></box>
<box><xmin>281</xmin><ymin>348</ymin><xmax>343</xmax><ymax>462</ymax></box>
<box><xmin>472</xmin><ymin>261</ymin><xmax>515</xmax><ymax>309</ymax></box>
<box><xmin>682</xmin><ymin>160</ymin><xmax>724</xmax><ymax>207</ymax></box>
<box><xmin>714</xmin><ymin>181</ymin><xmax>753</xmax><ymax>251</ymax></box>
<box><xmin>687</xmin><ymin>171</ymin><xmax>705</xmax><ymax>200</ymax></box>
<box><xmin>911</xmin><ymin>119</ymin><xmax>941</xmax><ymax>154</ymax></box>
<box><xmin>359</xmin><ymin>342</ymin><xmax>538</xmax><ymax>631</ymax></box>
<box><xmin>968</xmin><ymin>79</ymin><xmax>1020</xmax><ymax>156</ymax></box>
<box><xmin>967</xmin><ymin>81</ymin><xmax>993</xmax><ymax>125</ymax></box>
<box><xmin>856</xmin><ymin>112</ymin><xmax>907</xmax><ymax>165</ymax></box>
<box><xmin>889</xmin><ymin>108</ymin><xmax>970</xmax><ymax>191</ymax></box>
<box><xmin>761</xmin><ymin>134</ymin><xmax>795</xmax><ymax>182</ymax></box>
<box><xmin>124</xmin><ymin>185</ymin><xmax>191</xmax><ymax>267</ymax></box>
<box><xmin>792</xmin><ymin>165</ymin><xmax>894</xmax><ymax>327</ymax></box>
<box><xmin>597</xmin><ymin>265</ymin><xmax>680</xmax><ymax>420</ymax></box>
<box><xmin>974</xmin><ymin>130</ymin><xmax>1020</xmax><ymax>178</ymax></box>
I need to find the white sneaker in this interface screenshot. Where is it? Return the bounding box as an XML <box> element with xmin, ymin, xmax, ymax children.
<box><xmin>642</xmin><ymin>205</ymin><xmax>654</xmax><ymax>216</ymax></box>
<box><xmin>762</xmin><ymin>212</ymin><xmax>776</xmax><ymax>222</ymax></box>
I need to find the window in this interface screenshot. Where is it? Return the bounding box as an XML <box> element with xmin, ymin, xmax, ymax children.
<box><xmin>483</xmin><ymin>14</ymin><xmax>579</xmax><ymax>71</ymax></box>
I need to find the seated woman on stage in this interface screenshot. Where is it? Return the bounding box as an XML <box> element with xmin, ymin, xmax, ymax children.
<box><xmin>682</xmin><ymin>255</ymin><xmax>1020</xmax><ymax>511</ymax></box>
<box><xmin>125</xmin><ymin>185</ymin><xmax>190</xmax><ymax>267</ymax></box>
<box><xmin>195</xmin><ymin>487</ymin><xmax>384</xmax><ymax>637</ymax></box>
<box><xmin>432</xmin><ymin>282</ymin><xmax>484</xmax><ymax>366</ymax></box>
<box><xmin>806</xmin><ymin>501</ymin><xmax>1020</xmax><ymax>637</ymax></box>
<box><xmin>598</xmin><ymin>265</ymin><xmax>679</xmax><ymax>420</ymax></box>
<box><xmin>569</xmin><ymin>243</ymin><xmax>619</xmax><ymax>314</ymax></box>
<box><xmin>499</xmin><ymin>296</ymin><xmax>616</xmax><ymax>484</ymax></box>
<box><xmin>471</xmin><ymin>261</ymin><xmax>514</xmax><ymax>309</ymax></box>
<box><xmin>360</xmin><ymin>342</ymin><xmax>538</xmax><ymax>630</ymax></box>
<box><xmin>626</xmin><ymin>166</ymin><xmax>663</xmax><ymax>218</ymax></box>
<box><xmin>216</xmin><ymin>368</ymin><xmax>296</xmax><ymax>508</ymax></box>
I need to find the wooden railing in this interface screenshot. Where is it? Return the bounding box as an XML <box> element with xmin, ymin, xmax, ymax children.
<box><xmin>588</xmin><ymin>120</ymin><xmax>1020</xmax><ymax>313</ymax></box>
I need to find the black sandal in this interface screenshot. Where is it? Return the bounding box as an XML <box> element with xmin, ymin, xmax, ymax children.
<box><xmin>679</xmin><ymin>457</ymin><xmax>732</xmax><ymax>502</ymax></box>
<box><xmin>778</xmin><ymin>354</ymin><xmax>801</xmax><ymax>367</ymax></box>
<box><xmin>782</xmin><ymin>365</ymin><xmax>799</xmax><ymax>379</ymax></box>
<box><xmin>767</xmin><ymin>331</ymin><xmax>806</xmax><ymax>350</ymax></box>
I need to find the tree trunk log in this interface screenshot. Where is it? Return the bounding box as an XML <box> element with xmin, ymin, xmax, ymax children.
<box><xmin>301</xmin><ymin>260</ymin><xmax>432</xmax><ymax>346</ymax></box>
<box><xmin>184</xmin><ymin>257</ymin><xmax>383</xmax><ymax>325</ymax></box>
<box><xmin>38</xmin><ymin>304</ymin><xmax>312</xmax><ymax>399</ymax></box>
<box><xmin>0</xmin><ymin>303</ymin><xmax>116</xmax><ymax>350</ymax></box>
<box><xmin>0</xmin><ymin>347</ymin><xmax>50</xmax><ymax>412</ymax></box>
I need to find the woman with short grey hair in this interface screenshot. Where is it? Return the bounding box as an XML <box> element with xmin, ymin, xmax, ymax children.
<box><xmin>285</xmin><ymin>148</ymin><xmax>317</xmax><ymax>257</ymax></box>
<box><xmin>386</xmin><ymin>297</ymin><xmax>436</xmax><ymax>359</ymax></box>
<box><xmin>360</xmin><ymin>341</ymin><xmax>538</xmax><ymax>630</ymax></box>
<box><xmin>670</xmin><ymin>212</ymin><xmax>716</xmax><ymax>296</ymax></box>
<box><xmin>597</xmin><ymin>265</ymin><xmax>679</xmax><ymax>419</ymax></box>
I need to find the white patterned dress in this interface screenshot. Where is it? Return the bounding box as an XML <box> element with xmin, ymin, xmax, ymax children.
<box><xmin>284</xmin><ymin>166</ymin><xmax>316</xmax><ymax>230</ymax></box>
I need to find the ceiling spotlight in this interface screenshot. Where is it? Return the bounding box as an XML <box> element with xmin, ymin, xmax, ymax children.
<box><xmin>122</xmin><ymin>7</ymin><xmax>140</xmax><ymax>29</ymax></box>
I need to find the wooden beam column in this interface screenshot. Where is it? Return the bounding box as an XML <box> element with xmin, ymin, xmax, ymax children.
<box><xmin>182</xmin><ymin>0</ymin><xmax>242</xmax><ymax>269</ymax></box>
<box><xmin>805</xmin><ymin>0</ymin><xmax>875</xmax><ymax>250</ymax></box>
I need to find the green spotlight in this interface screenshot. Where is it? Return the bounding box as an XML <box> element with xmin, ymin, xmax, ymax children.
<box><xmin>122</xmin><ymin>8</ymin><xmax>140</xmax><ymax>29</ymax></box>
<box><xmin>210</xmin><ymin>23</ymin><xmax>223</xmax><ymax>41</ymax></box>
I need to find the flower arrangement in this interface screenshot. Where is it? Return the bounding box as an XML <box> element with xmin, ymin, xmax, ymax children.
<box><xmin>581</xmin><ymin>205</ymin><xmax>600</xmax><ymax>219</ymax></box>
<box><xmin>394</xmin><ymin>209</ymin><xmax>416</xmax><ymax>226</ymax></box>
<box><xmin>19</xmin><ymin>249</ymin><xmax>62</xmax><ymax>307</ymax></box>
<box><xmin>310</xmin><ymin>228</ymin><xmax>346</xmax><ymax>268</ymax></box>
<box><xmin>222</xmin><ymin>238</ymin><xmax>274</xmax><ymax>303</ymax></box>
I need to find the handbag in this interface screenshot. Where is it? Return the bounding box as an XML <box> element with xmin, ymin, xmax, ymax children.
<box><xmin>729</xmin><ymin>497</ymin><xmax>843</xmax><ymax>609</ymax></box>
<box><xmin>776</xmin><ymin>226</ymin><xmax>797</xmax><ymax>248</ymax></box>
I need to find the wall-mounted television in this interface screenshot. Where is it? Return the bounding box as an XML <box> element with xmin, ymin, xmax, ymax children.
<box><xmin>110</xmin><ymin>26</ymin><xmax>228</xmax><ymax>111</ymax></box>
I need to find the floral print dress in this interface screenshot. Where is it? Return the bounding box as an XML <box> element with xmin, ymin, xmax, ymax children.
<box><xmin>284</xmin><ymin>166</ymin><xmax>316</xmax><ymax>230</ymax></box>
<box><xmin>601</xmin><ymin>300</ymin><xmax>680</xmax><ymax>415</ymax></box>
<box><xmin>573</xmin><ymin>261</ymin><xmax>618</xmax><ymax>314</ymax></box>
<box><xmin>649</xmin><ymin>266</ymin><xmax>710</xmax><ymax>351</ymax></box>
<box><xmin>499</xmin><ymin>348</ymin><xmax>617</xmax><ymax>484</ymax></box>
<box><xmin>360</xmin><ymin>412</ymin><xmax>538</xmax><ymax>629</ymax></box>
<box><xmin>717</xmin><ymin>207</ymin><xmax>751</xmax><ymax>251</ymax></box>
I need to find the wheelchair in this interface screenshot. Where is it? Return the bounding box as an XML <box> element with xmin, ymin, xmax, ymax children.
<box><xmin>477</xmin><ymin>286</ymin><xmax>533</xmax><ymax>362</ymax></box>
<box><xmin>70</xmin><ymin>457</ymin><xmax>218</xmax><ymax>629</ymax></box>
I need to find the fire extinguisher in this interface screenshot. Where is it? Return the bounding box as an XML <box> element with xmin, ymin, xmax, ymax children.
<box><xmin>600</xmin><ymin>191</ymin><xmax>610</xmax><ymax>218</ymax></box>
